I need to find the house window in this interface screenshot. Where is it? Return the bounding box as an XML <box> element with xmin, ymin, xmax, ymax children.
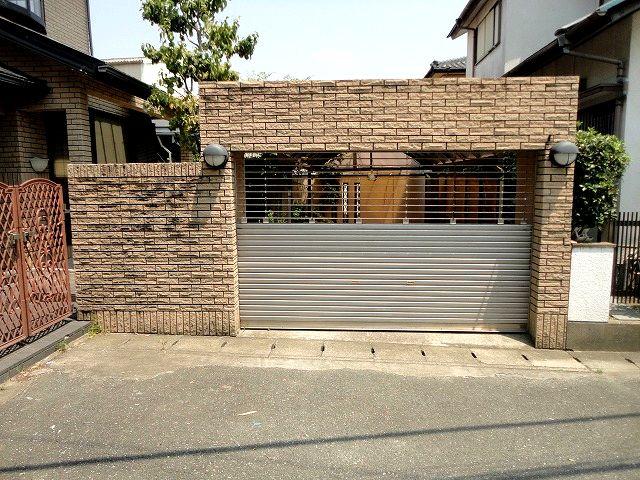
<box><xmin>475</xmin><ymin>2</ymin><xmax>501</xmax><ymax>63</ymax></box>
<box><xmin>93</xmin><ymin>115</ymin><xmax>127</xmax><ymax>164</ymax></box>
<box><xmin>578</xmin><ymin>101</ymin><xmax>617</xmax><ymax>135</ymax></box>
<box><xmin>341</xmin><ymin>183</ymin><xmax>349</xmax><ymax>223</ymax></box>
<box><xmin>354</xmin><ymin>183</ymin><xmax>361</xmax><ymax>221</ymax></box>
<box><xmin>5</xmin><ymin>0</ymin><xmax>44</xmax><ymax>22</ymax></box>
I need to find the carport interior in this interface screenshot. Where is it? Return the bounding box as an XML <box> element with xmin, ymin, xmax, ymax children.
<box><xmin>235</xmin><ymin>151</ymin><xmax>536</xmax><ymax>332</ymax></box>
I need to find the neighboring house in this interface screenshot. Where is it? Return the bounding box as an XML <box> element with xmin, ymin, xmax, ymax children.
<box><xmin>106</xmin><ymin>56</ymin><xmax>192</xmax><ymax>162</ymax></box>
<box><xmin>448</xmin><ymin>0</ymin><xmax>640</xmax><ymax>212</ymax></box>
<box><xmin>0</xmin><ymin>0</ymin><xmax>168</xmax><ymax>192</ymax></box>
<box><xmin>424</xmin><ymin>57</ymin><xmax>467</xmax><ymax>78</ymax></box>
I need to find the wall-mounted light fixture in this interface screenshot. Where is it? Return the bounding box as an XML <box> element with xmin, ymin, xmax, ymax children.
<box><xmin>550</xmin><ymin>141</ymin><xmax>579</xmax><ymax>167</ymax></box>
<box><xmin>29</xmin><ymin>156</ymin><xmax>49</xmax><ymax>173</ymax></box>
<box><xmin>202</xmin><ymin>144</ymin><xmax>229</xmax><ymax>168</ymax></box>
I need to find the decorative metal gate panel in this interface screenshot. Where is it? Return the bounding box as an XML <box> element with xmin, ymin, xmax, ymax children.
<box><xmin>1</xmin><ymin>180</ymin><xmax>72</xmax><ymax>349</ymax></box>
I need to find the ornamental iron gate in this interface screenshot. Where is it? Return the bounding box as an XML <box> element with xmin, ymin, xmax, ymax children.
<box><xmin>1</xmin><ymin>179</ymin><xmax>72</xmax><ymax>350</ymax></box>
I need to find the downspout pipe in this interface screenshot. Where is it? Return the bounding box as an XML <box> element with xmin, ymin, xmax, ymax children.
<box><xmin>157</xmin><ymin>135</ymin><xmax>172</xmax><ymax>163</ymax></box>
<box><xmin>558</xmin><ymin>34</ymin><xmax>626</xmax><ymax>136</ymax></box>
<box><xmin>557</xmin><ymin>34</ymin><xmax>625</xmax><ymax>80</ymax></box>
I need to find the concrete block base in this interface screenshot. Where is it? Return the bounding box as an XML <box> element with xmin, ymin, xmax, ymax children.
<box><xmin>567</xmin><ymin>320</ymin><xmax>640</xmax><ymax>352</ymax></box>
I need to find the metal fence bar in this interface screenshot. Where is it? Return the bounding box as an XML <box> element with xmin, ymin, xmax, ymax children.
<box><xmin>609</xmin><ymin>211</ymin><xmax>640</xmax><ymax>304</ymax></box>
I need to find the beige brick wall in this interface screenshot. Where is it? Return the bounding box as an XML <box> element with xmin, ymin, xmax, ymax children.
<box><xmin>199</xmin><ymin>77</ymin><xmax>578</xmax><ymax>152</ymax></box>
<box><xmin>199</xmin><ymin>78</ymin><xmax>579</xmax><ymax>348</ymax></box>
<box><xmin>529</xmin><ymin>147</ymin><xmax>575</xmax><ymax>348</ymax></box>
<box><xmin>68</xmin><ymin>162</ymin><xmax>240</xmax><ymax>335</ymax></box>
<box><xmin>64</xmin><ymin>78</ymin><xmax>578</xmax><ymax>348</ymax></box>
<box><xmin>44</xmin><ymin>0</ymin><xmax>92</xmax><ymax>54</ymax></box>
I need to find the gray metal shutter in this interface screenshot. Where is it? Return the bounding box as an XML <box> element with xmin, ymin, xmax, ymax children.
<box><xmin>237</xmin><ymin>223</ymin><xmax>531</xmax><ymax>332</ymax></box>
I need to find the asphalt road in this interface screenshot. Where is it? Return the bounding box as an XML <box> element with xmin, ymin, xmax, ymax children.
<box><xmin>0</xmin><ymin>336</ymin><xmax>639</xmax><ymax>479</ymax></box>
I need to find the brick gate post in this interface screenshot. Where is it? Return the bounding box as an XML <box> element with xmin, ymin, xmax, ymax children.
<box><xmin>529</xmin><ymin>144</ymin><xmax>575</xmax><ymax>349</ymax></box>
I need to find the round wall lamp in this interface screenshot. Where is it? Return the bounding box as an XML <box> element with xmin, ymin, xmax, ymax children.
<box><xmin>30</xmin><ymin>156</ymin><xmax>49</xmax><ymax>173</ymax></box>
<box><xmin>550</xmin><ymin>141</ymin><xmax>579</xmax><ymax>167</ymax></box>
<box><xmin>203</xmin><ymin>144</ymin><xmax>229</xmax><ymax>168</ymax></box>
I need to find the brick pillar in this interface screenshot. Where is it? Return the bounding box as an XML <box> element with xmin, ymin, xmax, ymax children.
<box><xmin>529</xmin><ymin>146</ymin><xmax>575</xmax><ymax>349</ymax></box>
<box><xmin>66</xmin><ymin>89</ymin><xmax>92</xmax><ymax>164</ymax></box>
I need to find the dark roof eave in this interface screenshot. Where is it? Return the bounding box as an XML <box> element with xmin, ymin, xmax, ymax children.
<box><xmin>0</xmin><ymin>63</ymin><xmax>50</xmax><ymax>95</ymax></box>
<box><xmin>0</xmin><ymin>16</ymin><xmax>151</xmax><ymax>99</ymax></box>
<box><xmin>425</xmin><ymin>67</ymin><xmax>466</xmax><ymax>78</ymax></box>
<box><xmin>97</xmin><ymin>65</ymin><xmax>152</xmax><ymax>98</ymax></box>
<box><xmin>448</xmin><ymin>0</ymin><xmax>484</xmax><ymax>38</ymax></box>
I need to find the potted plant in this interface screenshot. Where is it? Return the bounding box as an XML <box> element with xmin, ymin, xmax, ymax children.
<box><xmin>572</xmin><ymin>128</ymin><xmax>630</xmax><ymax>242</ymax></box>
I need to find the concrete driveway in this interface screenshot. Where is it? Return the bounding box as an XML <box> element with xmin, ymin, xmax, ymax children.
<box><xmin>0</xmin><ymin>332</ymin><xmax>639</xmax><ymax>479</ymax></box>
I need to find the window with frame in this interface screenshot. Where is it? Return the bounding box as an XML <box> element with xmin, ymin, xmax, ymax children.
<box><xmin>354</xmin><ymin>182</ymin><xmax>361</xmax><ymax>221</ymax></box>
<box><xmin>475</xmin><ymin>2</ymin><xmax>501</xmax><ymax>63</ymax></box>
<box><xmin>6</xmin><ymin>0</ymin><xmax>44</xmax><ymax>21</ymax></box>
<box><xmin>341</xmin><ymin>183</ymin><xmax>349</xmax><ymax>222</ymax></box>
<box><xmin>93</xmin><ymin>115</ymin><xmax>127</xmax><ymax>164</ymax></box>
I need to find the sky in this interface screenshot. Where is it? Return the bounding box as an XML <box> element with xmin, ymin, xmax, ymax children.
<box><xmin>88</xmin><ymin>0</ymin><xmax>468</xmax><ymax>80</ymax></box>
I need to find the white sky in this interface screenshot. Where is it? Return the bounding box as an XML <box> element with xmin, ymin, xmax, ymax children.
<box><xmin>89</xmin><ymin>0</ymin><xmax>468</xmax><ymax>80</ymax></box>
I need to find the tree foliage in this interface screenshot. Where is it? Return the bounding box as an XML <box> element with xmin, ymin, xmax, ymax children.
<box><xmin>141</xmin><ymin>0</ymin><xmax>258</xmax><ymax>158</ymax></box>
<box><xmin>572</xmin><ymin>128</ymin><xmax>630</xmax><ymax>231</ymax></box>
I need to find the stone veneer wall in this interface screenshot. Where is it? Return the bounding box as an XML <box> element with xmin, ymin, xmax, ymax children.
<box><xmin>199</xmin><ymin>77</ymin><xmax>578</xmax><ymax>152</ymax></box>
<box><xmin>66</xmin><ymin>77</ymin><xmax>578</xmax><ymax>348</ymax></box>
<box><xmin>68</xmin><ymin>162</ymin><xmax>240</xmax><ymax>335</ymax></box>
<box><xmin>199</xmin><ymin>77</ymin><xmax>579</xmax><ymax>349</ymax></box>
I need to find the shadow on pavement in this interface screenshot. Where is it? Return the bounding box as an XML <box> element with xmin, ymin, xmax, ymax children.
<box><xmin>1</xmin><ymin>412</ymin><xmax>639</xmax><ymax>475</ymax></box>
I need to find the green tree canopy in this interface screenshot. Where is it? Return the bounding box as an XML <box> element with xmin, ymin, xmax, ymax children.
<box><xmin>141</xmin><ymin>0</ymin><xmax>258</xmax><ymax>158</ymax></box>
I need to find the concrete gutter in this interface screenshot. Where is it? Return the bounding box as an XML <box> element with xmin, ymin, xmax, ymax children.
<box><xmin>0</xmin><ymin>320</ymin><xmax>91</xmax><ymax>383</ymax></box>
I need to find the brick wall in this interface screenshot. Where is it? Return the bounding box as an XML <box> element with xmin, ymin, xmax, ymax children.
<box><xmin>44</xmin><ymin>0</ymin><xmax>92</xmax><ymax>54</ymax></box>
<box><xmin>529</xmin><ymin>147</ymin><xmax>575</xmax><ymax>348</ymax></box>
<box><xmin>199</xmin><ymin>78</ymin><xmax>579</xmax><ymax>348</ymax></box>
<box><xmin>199</xmin><ymin>77</ymin><xmax>578</xmax><ymax>152</ymax></box>
<box><xmin>68</xmin><ymin>162</ymin><xmax>240</xmax><ymax>335</ymax></box>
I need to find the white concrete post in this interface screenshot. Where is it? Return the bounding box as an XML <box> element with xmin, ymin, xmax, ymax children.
<box><xmin>568</xmin><ymin>243</ymin><xmax>615</xmax><ymax>323</ymax></box>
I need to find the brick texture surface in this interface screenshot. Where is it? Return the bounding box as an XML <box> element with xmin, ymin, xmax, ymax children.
<box><xmin>529</xmin><ymin>147</ymin><xmax>575</xmax><ymax>348</ymax></box>
<box><xmin>68</xmin><ymin>163</ymin><xmax>240</xmax><ymax>336</ymax></box>
<box><xmin>199</xmin><ymin>77</ymin><xmax>578</xmax><ymax>152</ymax></box>
<box><xmin>43</xmin><ymin>0</ymin><xmax>92</xmax><ymax>54</ymax></box>
<box><xmin>199</xmin><ymin>78</ymin><xmax>579</xmax><ymax>348</ymax></box>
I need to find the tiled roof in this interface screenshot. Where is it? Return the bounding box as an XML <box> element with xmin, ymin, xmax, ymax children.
<box><xmin>424</xmin><ymin>57</ymin><xmax>466</xmax><ymax>77</ymax></box>
<box><xmin>430</xmin><ymin>57</ymin><xmax>467</xmax><ymax>71</ymax></box>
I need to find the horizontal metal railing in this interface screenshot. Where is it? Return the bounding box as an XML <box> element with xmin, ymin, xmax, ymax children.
<box><xmin>242</xmin><ymin>152</ymin><xmax>532</xmax><ymax>225</ymax></box>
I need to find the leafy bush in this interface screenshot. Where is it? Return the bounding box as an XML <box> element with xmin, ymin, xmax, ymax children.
<box><xmin>572</xmin><ymin>128</ymin><xmax>630</xmax><ymax>232</ymax></box>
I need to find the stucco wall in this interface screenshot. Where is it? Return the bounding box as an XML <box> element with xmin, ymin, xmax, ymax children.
<box><xmin>568</xmin><ymin>244</ymin><xmax>614</xmax><ymax>323</ymax></box>
<box><xmin>470</xmin><ymin>0</ymin><xmax>598</xmax><ymax>77</ymax></box>
<box><xmin>621</xmin><ymin>11</ymin><xmax>640</xmax><ymax>212</ymax></box>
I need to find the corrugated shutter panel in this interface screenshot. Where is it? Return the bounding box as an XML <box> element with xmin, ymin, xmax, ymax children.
<box><xmin>237</xmin><ymin>223</ymin><xmax>531</xmax><ymax>332</ymax></box>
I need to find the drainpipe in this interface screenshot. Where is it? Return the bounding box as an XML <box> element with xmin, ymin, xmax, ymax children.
<box><xmin>156</xmin><ymin>135</ymin><xmax>172</xmax><ymax>163</ymax></box>
<box><xmin>557</xmin><ymin>34</ymin><xmax>626</xmax><ymax>136</ymax></box>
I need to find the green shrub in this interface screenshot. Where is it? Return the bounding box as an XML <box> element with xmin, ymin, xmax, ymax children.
<box><xmin>572</xmin><ymin>128</ymin><xmax>630</xmax><ymax>232</ymax></box>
